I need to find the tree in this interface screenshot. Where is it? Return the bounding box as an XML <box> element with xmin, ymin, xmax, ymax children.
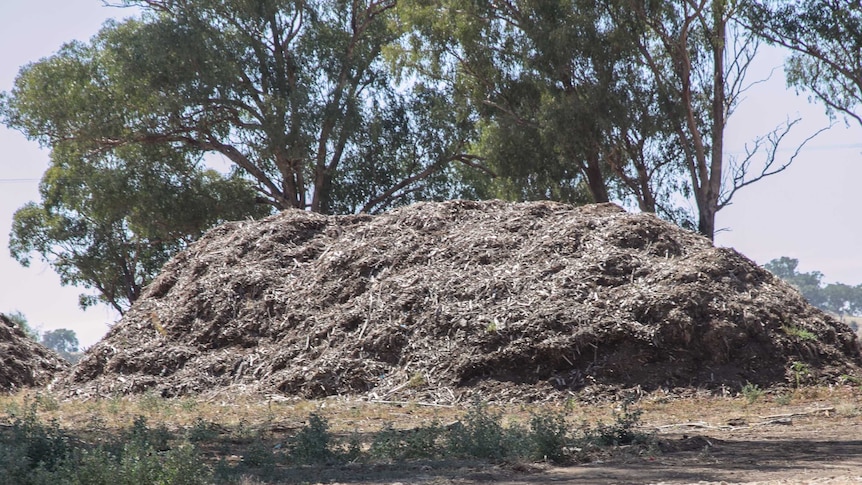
<box><xmin>745</xmin><ymin>1</ymin><xmax>862</xmax><ymax>127</ymax></box>
<box><xmin>763</xmin><ymin>256</ymin><xmax>826</xmax><ymax>307</ymax></box>
<box><xmin>402</xmin><ymin>0</ymin><xmax>818</xmax><ymax>236</ymax></box>
<box><xmin>8</xmin><ymin>143</ymin><xmax>267</xmax><ymax>314</ymax></box>
<box><xmin>1</xmin><ymin>0</ymin><xmax>474</xmax><ymax>215</ymax></box>
<box><xmin>41</xmin><ymin>329</ymin><xmax>80</xmax><ymax>354</ymax></box>
<box><xmin>764</xmin><ymin>256</ymin><xmax>862</xmax><ymax>318</ymax></box>
<box><xmin>613</xmin><ymin>0</ymin><xmax>825</xmax><ymax>239</ymax></box>
<box><xmin>821</xmin><ymin>283</ymin><xmax>862</xmax><ymax>317</ymax></box>
<box><xmin>399</xmin><ymin>0</ymin><xmax>693</xmax><ymax>223</ymax></box>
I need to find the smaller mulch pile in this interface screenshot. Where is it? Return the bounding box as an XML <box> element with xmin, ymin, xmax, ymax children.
<box><xmin>57</xmin><ymin>200</ymin><xmax>862</xmax><ymax>402</ymax></box>
<box><xmin>0</xmin><ymin>313</ymin><xmax>69</xmax><ymax>392</ymax></box>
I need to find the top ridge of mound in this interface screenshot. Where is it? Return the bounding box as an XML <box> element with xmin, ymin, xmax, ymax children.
<box><xmin>58</xmin><ymin>200</ymin><xmax>862</xmax><ymax>402</ymax></box>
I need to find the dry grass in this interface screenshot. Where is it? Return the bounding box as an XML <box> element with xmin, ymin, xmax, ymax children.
<box><xmin>4</xmin><ymin>385</ymin><xmax>862</xmax><ymax>484</ymax></box>
<box><xmin>4</xmin><ymin>384</ymin><xmax>860</xmax><ymax>440</ymax></box>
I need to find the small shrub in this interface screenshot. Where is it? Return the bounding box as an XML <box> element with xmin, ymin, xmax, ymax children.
<box><xmin>290</xmin><ymin>413</ymin><xmax>332</xmax><ymax>464</ymax></box>
<box><xmin>839</xmin><ymin>374</ymin><xmax>861</xmax><ymax>386</ymax></box>
<box><xmin>8</xmin><ymin>401</ymin><xmax>71</xmax><ymax>473</ymax></box>
<box><xmin>402</xmin><ymin>421</ymin><xmax>444</xmax><ymax>459</ymax></box>
<box><xmin>790</xmin><ymin>361</ymin><xmax>812</xmax><ymax>388</ymax></box>
<box><xmin>529</xmin><ymin>410</ymin><xmax>571</xmax><ymax>463</ymax></box>
<box><xmin>446</xmin><ymin>401</ymin><xmax>506</xmax><ymax>460</ymax></box>
<box><xmin>125</xmin><ymin>415</ymin><xmax>171</xmax><ymax>451</ymax></box>
<box><xmin>187</xmin><ymin>417</ymin><xmax>219</xmax><ymax>443</ymax></box>
<box><xmin>243</xmin><ymin>438</ymin><xmax>276</xmax><ymax>469</ymax></box>
<box><xmin>583</xmin><ymin>398</ymin><xmax>651</xmax><ymax>447</ymax></box>
<box><xmin>741</xmin><ymin>382</ymin><xmax>764</xmax><ymax>404</ymax></box>
<box><xmin>34</xmin><ymin>393</ymin><xmax>60</xmax><ymax>412</ymax></box>
<box><xmin>369</xmin><ymin>421</ymin><xmax>443</xmax><ymax>461</ymax></box>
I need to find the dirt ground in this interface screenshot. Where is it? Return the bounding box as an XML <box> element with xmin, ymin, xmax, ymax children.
<box><xmin>551</xmin><ymin>413</ymin><xmax>862</xmax><ymax>484</ymax></box>
<box><xmin>3</xmin><ymin>386</ymin><xmax>861</xmax><ymax>484</ymax></box>
<box><xmin>296</xmin><ymin>389</ymin><xmax>862</xmax><ymax>485</ymax></box>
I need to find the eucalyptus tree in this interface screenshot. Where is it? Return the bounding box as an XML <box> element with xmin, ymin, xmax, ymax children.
<box><xmin>612</xmin><ymin>0</ymin><xmax>828</xmax><ymax>239</ymax></box>
<box><xmin>2</xmin><ymin>0</ymin><xmax>474</xmax><ymax>215</ymax></box>
<box><xmin>8</xmin><ymin>143</ymin><xmax>266</xmax><ymax>314</ymax></box>
<box><xmin>745</xmin><ymin>1</ymin><xmax>862</xmax><ymax>127</ymax></box>
<box><xmin>399</xmin><ymin>0</ymin><xmax>698</xmax><ymax>223</ymax></box>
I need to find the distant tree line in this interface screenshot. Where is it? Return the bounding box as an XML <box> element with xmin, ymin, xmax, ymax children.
<box><xmin>2</xmin><ymin>0</ymin><xmax>860</xmax><ymax>313</ymax></box>
<box><xmin>764</xmin><ymin>257</ymin><xmax>862</xmax><ymax>328</ymax></box>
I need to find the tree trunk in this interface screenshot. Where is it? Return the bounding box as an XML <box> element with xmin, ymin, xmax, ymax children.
<box><xmin>698</xmin><ymin>0</ymin><xmax>728</xmax><ymax>242</ymax></box>
<box><xmin>583</xmin><ymin>152</ymin><xmax>610</xmax><ymax>203</ymax></box>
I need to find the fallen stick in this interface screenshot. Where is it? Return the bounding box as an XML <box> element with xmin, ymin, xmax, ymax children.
<box><xmin>760</xmin><ymin>407</ymin><xmax>835</xmax><ymax>420</ymax></box>
<box><xmin>655</xmin><ymin>422</ymin><xmax>730</xmax><ymax>430</ymax></box>
<box><xmin>368</xmin><ymin>399</ymin><xmax>456</xmax><ymax>408</ymax></box>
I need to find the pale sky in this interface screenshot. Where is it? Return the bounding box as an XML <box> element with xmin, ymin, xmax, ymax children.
<box><xmin>1</xmin><ymin>2</ymin><xmax>860</xmax><ymax>349</ymax></box>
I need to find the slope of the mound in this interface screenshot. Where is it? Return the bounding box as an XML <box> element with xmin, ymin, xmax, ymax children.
<box><xmin>0</xmin><ymin>314</ymin><xmax>69</xmax><ymax>392</ymax></box>
<box><xmin>59</xmin><ymin>200</ymin><xmax>861</xmax><ymax>401</ymax></box>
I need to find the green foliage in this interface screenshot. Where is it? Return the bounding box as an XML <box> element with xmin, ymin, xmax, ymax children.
<box><xmin>764</xmin><ymin>257</ymin><xmax>827</xmax><ymax>307</ymax></box>
<box><xmin>741</xmin><ymin>382</ymin><xmax>764</xmax><ymax>404</ymax></box>
<box><xmin>781</xmin><ymin>325</ymin><xmax>818</xmax><ymax>342</ymax></box>
<box><xmin>0</xmin><ymin>398</ymin><xmax>659</xmax><ymax>483</ymax></box>
<box><xmin>528</xmin><ymin>410</ymin><xmax>570</xmax><ymax>463</ymax></box>
<box><xmin>369</xmin><ymin>421</ymin><xmax>444</xmax><ymax>461</ymax></box>
<box><xmin>186</xmin><ymin>417</ymin><xmax>219</xmax><ymax>443</ymax></box>
<box><xmin>289</xmin><ymin>413</ymin><xmax>333</xmax><ymax>464</ymax></box>
<box><xmin>7</xmin><ymin>142</ymin><xmax>267</xmax><ymax>314</ymax></box>
<box><xmin>746</xmin><ymin>1</ymin><xmax>862</xmax><ymax>127</ymax></box>
<box><xmin>765</xmin><ymin>257</ymin><xmax>862</xmax><ymax>317</ymax></box>
<box><xmin>1</xmin><ymin>0</ymin><xmax>473</xmax><ymax>216</ymax></box>
<box><xmin>446</xmin><ymin>401</ymin><xmax>507</xmax><ymax>460</ymax></box>
<box><xmin>243</xmin><ymin>438</ymin><xmax>277</xmax><ymax>469</ymax></box>
<box><xmin>790</xmin><ymin>361</ymin><xmax>812</xmax><ymax>388</ymax></box>
<box><xmin>0</xmin><ymin>406</ymin><xmax>212</xmax><ymax>485</ymax></box>
<box><xmin>40</xmin><ymin>329</ymin><xmax>79</xmax><ymax>354</ymax></box>
<box><xmin>399</xmin><ymin>0</ymin><xmax>691</xmax><ymax>224</ymax></box>
<box><xmin>4</xmin><ymin>401</ymin><xmax>71</xmax><ymax>476</ymax></box>
<box><xmin>583</xmin><ymin>398</ymin><xmax>651</xmax><ymax>447</ymax></box>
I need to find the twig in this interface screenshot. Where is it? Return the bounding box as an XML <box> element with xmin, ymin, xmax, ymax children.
<box><xmin>656</xmin><ymin>421</ymin><xmax>730</xmax><ymax>430</ymax></box>
<box><xmin>367</xmin><ymin>400</ymin><xmax>456</xmax><ymax>408</ymax></box>
<box><xmin>760</xmin><ymin>407</ymin><xmax>835</xmax><ymax>420</ymax></box>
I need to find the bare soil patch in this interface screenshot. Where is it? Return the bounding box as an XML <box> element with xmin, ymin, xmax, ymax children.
<box><xmin>56</xmin><ymin>200</ymin><xmax>862</xmax><ymax>401</ymax></box>
<box><xmin>0</xmin><ymin>313</ymin><xmax>68</xmax><ymax>392</ymax></box>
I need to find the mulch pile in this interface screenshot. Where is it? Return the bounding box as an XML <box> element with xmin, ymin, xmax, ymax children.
<box><xmin>57</xmin><ymin>201</ymin><xmax>862</xmax><ymax>402</ymax></box>
<box><xmin>0</xmin><ymin>313</ymin><xmax>69</xmax><ymax>392</ymax></box>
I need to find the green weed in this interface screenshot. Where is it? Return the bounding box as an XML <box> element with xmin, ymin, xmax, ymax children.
<box><xmin>289</xmin><ymin>413</ymin><xmax>332</xmax><ymax>464</ymax></box>
<box><xmin>782</xmin><ymin>325</ymin><xmax>818</xmax><ymax>341</ymax></box>
<box><xmin>741</xmin><ymin>382</ymin><xmax>764</xmax><ymax>404</ymax></box>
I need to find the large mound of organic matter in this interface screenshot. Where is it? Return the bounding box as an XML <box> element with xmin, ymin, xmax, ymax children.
<box><xmin>58</xmin><ymin>200</ymin><xmax>862</xmax><ymax>401</ymax></box>
<box><xmin>0</xmin><ymin>313</ymin><xmax>69</xmax><ymax>392</ymax></box>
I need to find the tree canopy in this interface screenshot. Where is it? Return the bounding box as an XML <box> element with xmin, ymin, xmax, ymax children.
<box><xmin>764</xmin><ymin>256</ymin><xmax>862</xmax><ymax>318</ymax></box>
<box><xmin>41</xmin><ymin>329</ymin><xmax>80</xmax><ymax>354</ymax></box>
<box><xmin>746</xmin><ymin>1</ymin><xmax>862</xmax><ymax>127</ymax></box>
<box><xmin>9</xmin><ymin>143</ymin><xmax>266</xmax><ymax>313</ymax></box>
<box><xmin>399</xmin><ymin>0</ymin><xmax>693</xmax><ymax>223</ymax></box>
<box><xmin>1</xmin><ymin>0</ymin><xmax>475</xmax><ymax>215</ymax></box>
